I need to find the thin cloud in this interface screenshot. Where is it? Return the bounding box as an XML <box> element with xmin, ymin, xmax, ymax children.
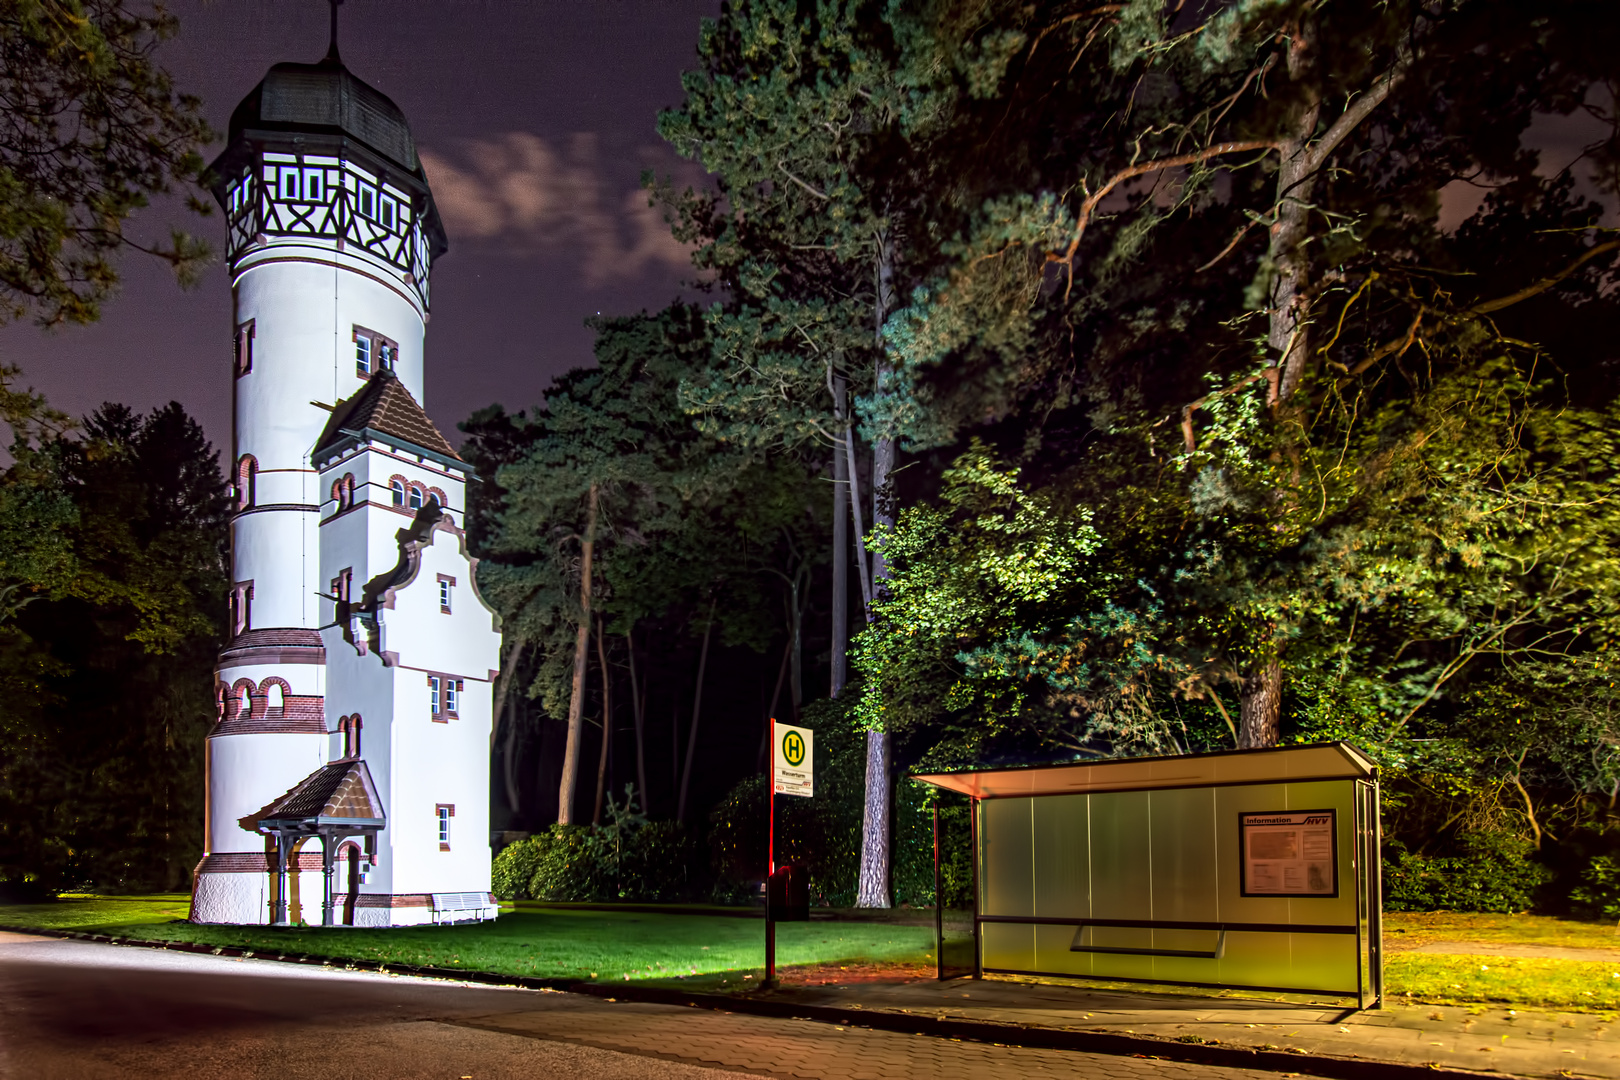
<box><xmin>420</xmin><ymin>132</ymin><xmax>697</xmax><ymax>287</ymax></box>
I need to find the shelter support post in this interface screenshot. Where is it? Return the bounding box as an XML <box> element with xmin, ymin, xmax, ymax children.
<box><xmin>933</xmin><ymin>804</ymin><xmax>942</xmax><ymax>980</ymax></box>
<box><xmin>271</xmin><ymin>832</ymin><xmax>291</xmax><ymax>926</ymax></box>
<box><xmin>1372</xmin><ymin>778</ymin><xmax>1383</xmax><ymax>1005</ymax></box>
<box><xmin>970</xmin><ymin>797</ymin><xmax>981</xmax><ymax>980</ymax></box>
<box><xmin>320</xmin><ymin>832</ymin><xmax>336</xmax><ymax>927</ymax></box>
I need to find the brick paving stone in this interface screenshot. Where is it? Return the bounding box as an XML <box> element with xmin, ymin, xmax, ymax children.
<box><xmin>453</xmin><ymin>996</ymin><xmax>1303</xmax><ymax>1080</ymax></box>
<box><xmin>767</xmin><ymin>975</ymin><xmax>1620</xmax><ymax>1079</ymax></box>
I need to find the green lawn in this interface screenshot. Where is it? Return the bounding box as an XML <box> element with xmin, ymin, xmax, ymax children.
<box><xmin>0</xmin><ymin>896</ymin><xmax>932</xmax><ymax>984</ymax></box>
<box><xmin>1387</xmin><ymin>952</ymin><xmax>1620</xmax><ymax>1012</ymax></box>
<box><xmin>2</xmin><ymin>894</ymin><xmax>193</xmax><ymax>930</ymax></box>
<box><xmin>1380</xmin><ymin>912</ymin><xmax>1620</xmax><ymax>1012</ymax></box>
<box><xmin>7</xmin><ymin>897</ymin><xmax>1620</xmax><ymax>1011</ymax></box>
<box><xmin>1384</xmin><ymin>911</ymin><xmax>1620</xmax><ymax>951</ymax></box>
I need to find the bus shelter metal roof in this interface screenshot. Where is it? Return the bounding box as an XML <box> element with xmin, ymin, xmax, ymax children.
<box><xmin>911</xmin><ymin>741</ymin><xmax>1376</xmax><ymax>800</ymax></box>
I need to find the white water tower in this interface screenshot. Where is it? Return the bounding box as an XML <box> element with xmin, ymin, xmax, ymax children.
<box><xmin>192</xmin><ymin>27</ymin><xmax>497</xmax><ymax>926</ymax></box>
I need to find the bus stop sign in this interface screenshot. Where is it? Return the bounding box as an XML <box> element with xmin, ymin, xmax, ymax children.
<box><xmin>773</xmin><ymin>722</ymin><xmax>813</xmax><ymax>797</ymax></box>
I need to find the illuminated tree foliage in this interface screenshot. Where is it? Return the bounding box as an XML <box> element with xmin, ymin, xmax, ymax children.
<box><xmin>0</xmin><ymin>0</ymin><xmax>212</xmax><ymax>329</ymax></box>
<box><xmin>837</xmin><ymin>0</ymin><xmax>1620</xmax><ymax>899</ymax></box>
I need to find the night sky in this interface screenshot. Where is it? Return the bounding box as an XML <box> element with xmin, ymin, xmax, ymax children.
<box><xmin>0</xmin><ymin>0</ymin><xmax>719</xmax><ymax>454</ymax></box>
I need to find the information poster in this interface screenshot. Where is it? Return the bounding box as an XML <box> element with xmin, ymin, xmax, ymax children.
<box><xmin>1239</xmin><ymin>809</ymin><xmax>1337</xmax><ymax>896</ymax></box>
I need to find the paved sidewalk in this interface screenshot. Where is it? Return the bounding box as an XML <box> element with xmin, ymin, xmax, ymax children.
<box><xmin>760</xmin><ymin>977</ymin><xmax>1618</xmax><ymax>1080</ymax></box>
<box><xmin>453</xmin><ymin>995</ymin><xmax>1298</xmax><ymax>1080</ymax></box>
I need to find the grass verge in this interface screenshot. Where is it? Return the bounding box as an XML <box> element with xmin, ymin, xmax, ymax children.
<box><xmin>6</xmin><ymin>898</ymin><xmax>1619</xmax><ymax>1011</ymax></box>
<box><xmin>1386</xmin><ymin>952</ymin><xmax>1620</xmax><ymax>1012</ymax></box>
<box><xmin>1383</xmin><ymin>911</ymin><xmax>1620</xmax><ymax>952</ymax></box>
<box><xmin>0</xmin><ymin>897</ymin><xmax>932</xmax><ymax>985</ymax></box>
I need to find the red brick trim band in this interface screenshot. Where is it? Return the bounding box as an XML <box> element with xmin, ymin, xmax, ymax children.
<box><xmin>354</xmin><ymin>894</ymin><xmax>432</xmax><ymax>909</ymax></box>
<box><xmin>193</xmin><ymin>852</ymin><xmax>324</xmax><ymax>874</ymax></box>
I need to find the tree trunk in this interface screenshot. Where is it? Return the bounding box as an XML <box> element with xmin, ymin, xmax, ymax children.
<box><xmin>592</xmin><ymin>614</ymin><xmax>612</xmax><ymax>825</ymax></box>
<box><xmin>1268</xmin><ymin>21</ymin><xmax>1323</xmax><ymax>405</ymax></box>
<box><xmin>676</xmin><ymin>601</ymin><xmax>716</xmax><ymax>823</ymax></box>
<box><xmin>759</xmin><ymin>633</ymin><xmax>793</xmax><ymax>770</ymax></box>
<box><xmin>857</xmin><ymin>229</ymin><xmax>898</xmax><ymax>909</ymax></box>
<box><xmin>502</xmin><ymin>693</ymin><xmax>522</xmax><ymax>816</ymax></box>
<box><xmin>491</xmin><ymin>638</ymin><xmax>526</xmax><ymax>815</ymax></box>
<box><xmin>1245</xmin><ymin>22</ymin><xmax>1320</xmax><ymax>745</ymax></box>
<box><xmin>788</xmin><ymin>567</ymin><xmax>804</xmax><ymax>722</ymax></box>
<box><xmin>856</xmin><ymin>727</ymin><xmax>892</xmax><ymax>907</ymax></box>
<box><xmin>831</xmin><ymin>373</ymin><xmax>850</xmax><ymax>698</ymax></box>
<box><xmin>557</xmin><ymin>482</ymin><xmax>599</xmax><ymax>826</ymax></box>
<box><xmin>627</xmin><ymin>630</ymin><xmax>648</xmax><ymax>814</ymax></box>
<box><xmin>1237</xmin><ymin>657</ymin><xmax>1282</xmax><ymax>749</ymax></box>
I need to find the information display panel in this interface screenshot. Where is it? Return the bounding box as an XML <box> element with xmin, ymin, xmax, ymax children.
<box><xmin>1239</xmin><ymin>809</ymin><xmax>1338</xmax><ymax>897</ymax></box>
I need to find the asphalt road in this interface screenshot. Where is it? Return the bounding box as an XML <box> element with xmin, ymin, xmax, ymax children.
<box><xmin>0</xmin><ymin>930</ymin><xmax>1310</xmax><ymax>1080</ymax></box>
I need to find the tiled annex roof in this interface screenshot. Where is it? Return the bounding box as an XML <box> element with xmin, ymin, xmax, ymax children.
<box><xmin>314</xmin><ymin>369</ymin><xmax>460</xmax><ymax>462</ymax></box>
<box><xmin>257</xmin><ymin>759</ymin><xmax>385</xmax><ymax>827</ymax></box>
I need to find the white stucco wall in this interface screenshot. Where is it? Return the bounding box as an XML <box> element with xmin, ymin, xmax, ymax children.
<box><xmin>205</xmin><ymin>730</ymin><xmax>326</xmax><ymax>855</ymax></box>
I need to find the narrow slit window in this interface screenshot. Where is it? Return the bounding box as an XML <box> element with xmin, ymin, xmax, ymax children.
<box><xmin>234</xmin><ymin>320</ymin><xmax>255</xmax><ymax>376</ymax></box>
<box><xmin>436</xmin><ymin>805</ymin><xmax>453</xmax><ymax>849</ymax></box>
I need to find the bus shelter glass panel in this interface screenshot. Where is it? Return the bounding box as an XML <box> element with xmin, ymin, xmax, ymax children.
<box><xmin>928</xmin><ymin>743</ymin><xmax>1380</xmax><ymax>1007</ymax></box>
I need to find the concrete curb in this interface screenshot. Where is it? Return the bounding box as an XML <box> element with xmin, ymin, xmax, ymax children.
<box><xmin>1</xmin><ymin>923</ymin><xmax>1516</xmax><ymax>1080</ymax></box>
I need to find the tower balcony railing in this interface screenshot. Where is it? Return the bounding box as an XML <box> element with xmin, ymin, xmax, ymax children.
<box><xmin>223</xmin><ymin>159</ymin><xmax>432</xmax><ymax>311</ymax></box>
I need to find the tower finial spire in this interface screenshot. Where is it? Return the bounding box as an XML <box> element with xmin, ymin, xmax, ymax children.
<box><xmin>326</xmin><ymin>0</ymin><xmax>344</xmax><ymax>62</ymax></box>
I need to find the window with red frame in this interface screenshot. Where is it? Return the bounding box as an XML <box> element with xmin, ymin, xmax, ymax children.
<box><xmin>236</xmin><ymin>455</ymin><xmax>258</xmax><ymax>511</ymax></box>
<box><xmin>234</xmin><ymin>320</ymin><xmax>255</xmax><ymax>376</ymax></box>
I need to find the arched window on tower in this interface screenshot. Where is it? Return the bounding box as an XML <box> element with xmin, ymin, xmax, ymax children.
<box><xmin>236</xmin><ymin>455</ymin><xmax>258</xmax><ymax>511</ymax></box>
<box><xmin>390</xmin><ymin>478</ymin><xmax>405</xmax><ymax>506</ymax></box>
<box><xmin>330</xmin><ymin>474</ymin><xmax>357</xmax><ymax>512</ymax></box>
<box><xmin>265</xmin><ymin>682</ymin><xmax>284</xmax><ymax>714</ymax></box>
<box><xmin>408</xmin><ymin>485</ymin><xmax>424</xmax><ymax>510</ymax></box>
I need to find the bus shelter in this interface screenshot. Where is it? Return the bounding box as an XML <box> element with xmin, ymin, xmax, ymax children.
<box><xmin>915</xmin><ymin>741</ymin><xmax>1383</xmax><ymax>1008</ymax></box>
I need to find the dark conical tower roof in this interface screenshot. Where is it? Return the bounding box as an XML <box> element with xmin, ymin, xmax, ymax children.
<box><xmin>225</xmin><ymin>55</ymin><xmax>420</xmax><ymax>173</ymax></box>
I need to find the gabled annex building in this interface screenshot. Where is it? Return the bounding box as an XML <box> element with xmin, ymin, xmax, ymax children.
<box><xmin>189</xmin><ymin>28</ymin><xmax>501</xmax><ymax>928</ymax></box>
